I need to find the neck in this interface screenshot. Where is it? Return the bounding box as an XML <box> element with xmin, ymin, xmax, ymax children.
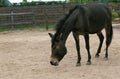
<box><xmin>56</xmin><ymin>12</ymin><xmax>77</xmax><ymax>44</ymax></box>
<box><xmin>60</xmin><ymin>25</ymin><xmax>72</xmax><ymax>44</ymax></box>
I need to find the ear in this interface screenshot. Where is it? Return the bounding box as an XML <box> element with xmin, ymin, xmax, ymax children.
<box><xmin>48</xmin><ymin>33</ymin><xmax>53</xmax><ymax>38</ymax></box>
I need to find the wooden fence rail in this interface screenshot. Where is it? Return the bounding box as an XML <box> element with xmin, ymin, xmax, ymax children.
<box><xmin>0</xmin><ymin>11</ymin><xmax>35</xmax><ymax>28</ymax></box>
<box><xmin>0</xmin><ymin>4</ymin><xmax>120</xmax><ymax>30</ymax></box>
<box><xmin>0</xmin><ymin>5</ymin><xmax>73</xmax><ymax>30</ymax></box>
<box><xmin>0</xmin><ymin>5</ymin><xmax>79</xmax><ymax>30</ymax></box>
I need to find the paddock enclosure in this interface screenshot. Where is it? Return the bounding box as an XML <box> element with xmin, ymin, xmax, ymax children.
<box><xmin>0</xmin><ymin>27</ymin><xmax>120</xmax><ymax>79</ymax></box>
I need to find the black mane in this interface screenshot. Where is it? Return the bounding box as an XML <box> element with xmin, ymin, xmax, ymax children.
<box><xmin>53</xmin><ymin>5</ymin><xmax>79</xmax><ymax>41</ymax></box>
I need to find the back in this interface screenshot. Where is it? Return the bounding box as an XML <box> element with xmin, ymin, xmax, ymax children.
<box><xmin>80</xmin><ymin>4</ymin><xmax>112</xmax><ymax>33</ymax></box>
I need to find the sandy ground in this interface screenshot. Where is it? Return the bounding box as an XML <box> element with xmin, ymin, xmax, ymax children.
<box><xmin>0</xmin><ymin>28</ymin><xmax>120</xmax><ymax>79</ymax></box>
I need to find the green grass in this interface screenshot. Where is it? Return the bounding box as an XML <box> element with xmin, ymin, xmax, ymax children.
<box><xmin>0</xmin><ymin>25</ymin><xmax>55</xmax><ymax>32</ymax></box>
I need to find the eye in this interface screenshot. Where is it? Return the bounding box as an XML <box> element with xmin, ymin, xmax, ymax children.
<box><xmin>52</xmin><ymin>45</ymin><xmax>56</xmax><ymax>49</ymax></box>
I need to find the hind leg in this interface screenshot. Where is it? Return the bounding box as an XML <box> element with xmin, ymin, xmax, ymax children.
<box><xmin>95</xmin><ymin>32</ymin><xmax>104</xmax><ymax>58</ymax></box>
<box><xmin>105</xmin><ymin>34</ymin><xmax>110</xmax><ymax>59</ymax></box>
<box><xmin>105</xmin><ymin>32</ymin><xmax>111</xmax><ymax>59</ymax></box>
<box><xmin>84</xmin><ymin>34</ymin><xmax>91</xmax><ymax>65</ymax></box>
<box><xmin>105</xmin><ymin>23</ymin><xmax>113</xmax><ymax>59</ymax></box>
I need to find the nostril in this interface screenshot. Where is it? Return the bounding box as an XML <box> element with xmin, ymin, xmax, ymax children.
<box><xmin>50</xmin><ymin>61</ymin><xmax>58</xmax><ymax>66</ymax></box>
<box><xmin>50</xmin><ymin>61</ymin><xmax>53</xmax><ymax>65</ymax></box>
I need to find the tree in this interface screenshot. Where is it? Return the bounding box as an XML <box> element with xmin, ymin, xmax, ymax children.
<box><xmin>68</xmin><ymin>0</ymin><xmax>100</xmax><ymax>4</ymax></box>
<box><xmin>108</xmin><ymin>0</ymin><xmax>120</xmax><ymax>2</ymax></box>
<box><xmin>0</xmin><ymin>0</ymin><xmax>12</xmax><ymax>7</ymax></box>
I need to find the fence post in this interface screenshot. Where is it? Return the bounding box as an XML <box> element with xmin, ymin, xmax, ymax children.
<box><xmin>32</xmin><ymin>11</ymin><xmax>35</xmax><ymax>27</ymax></box>
<box><xmin>11</xmin><ymin>11</ymin><xmax>14</xmax><ymax>29</ymax></box>
<box><xmin>44</xmin><ymin>9</ymin><xmax>48</xmax><ymax>30</ymax></box>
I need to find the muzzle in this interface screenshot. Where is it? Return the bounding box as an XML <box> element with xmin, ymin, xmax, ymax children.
<box><xmin>50</xmin><ymin>57</ymin><xmax>59</xmax><ymax>66</ymax></box>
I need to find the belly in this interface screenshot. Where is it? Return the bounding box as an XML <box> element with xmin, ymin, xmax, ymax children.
<box><xmin>88</xmin><ymin>25</ymin><xmax>105</xmax><ymax>34</ymax></box>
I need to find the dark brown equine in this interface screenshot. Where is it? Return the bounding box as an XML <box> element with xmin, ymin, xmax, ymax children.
<box><xmin>49</xmin><ymin>4</ymin><xmax>113</xmax><ymax>66</ymax></box>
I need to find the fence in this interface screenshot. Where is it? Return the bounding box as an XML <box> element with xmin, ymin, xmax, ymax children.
<box><xmin>0</xmin><ymin>5</ymin><xmax>73</xmax><ymax>29</ymax></box>
<box><xmin>0</xmin><ymin>4</ymin><xmax>120</xmax><ymax>30</ymax></box>
<box><xmin>0</xmin><ymin>11</ymin><xmax>34</xmax><ymax>28</ymax></box>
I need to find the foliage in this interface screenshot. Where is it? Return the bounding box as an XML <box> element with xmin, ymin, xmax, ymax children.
<box><xmin>0</xmin><ymin>0</ymin><xmax>7</xmax><ymax>7</ymax></box>
<box><xmin>69</xmin><ymin>0</ymin><xmax>120</xmax><ymax>4</ymax></box>
<box><xmin>12</xmin><ymin>0</ymin><xmax>120</xmax><ymax>6</ymax></box>
<box><xmin>112</xmin><ymin>11</ymin><xmax>119</xmax><ymax>18</ymax></box>
<box><xmin>108</xmin><ymin>0</ymin><xmax>120</xmax><ymax>2</ymax></box>
<box><xmin>13</xmin><ymin>1</ymin><xmax>67</xmax><ymax>6</ymax></box>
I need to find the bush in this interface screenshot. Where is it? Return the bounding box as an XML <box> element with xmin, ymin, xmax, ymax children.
<box><xmin>0</xmin><ymin>1</ymin><xmax>7</xmax><ymax>7</ymax></box>
<box><xmin>112</xmin><ymin>11</ymin><xmax>119</xmax><ymax>18</ymax></box>
<box><xmin>13</xmin><ymin>1</ymin><xmax>67</xmax><ymax>6</ymax></box>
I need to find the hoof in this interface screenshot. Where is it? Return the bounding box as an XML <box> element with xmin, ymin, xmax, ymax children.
<box><xmin>95</xmin><ymin>54</ymin><xmax>99</xmax><ymax>58</ymax></box>
<box><xmin>76</xmin><ymin>63</ymin><xmax>81</xmax><ymax>66</ymax></box>
<box><xmin>86</xmin><ymin>61</ymin><xmax>91</xmax><ymax>65</ymax></box>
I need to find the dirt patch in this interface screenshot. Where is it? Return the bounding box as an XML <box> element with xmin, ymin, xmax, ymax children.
<box><xmin>0</xmin><ymin>29</ymin><xmax>120</xmax><ymax>79</ymax></box>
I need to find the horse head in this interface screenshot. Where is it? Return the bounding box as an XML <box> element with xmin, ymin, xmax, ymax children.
<box><xmin>49</xmin><ymin>33</ymin><xmax>67</xmax><ymax>66</ymax></box>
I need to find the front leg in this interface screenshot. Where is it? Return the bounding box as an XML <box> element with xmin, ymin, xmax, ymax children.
<box><xmin>84</xmin><ymin>34</ymin><xmax>91</xmax><ymax>65</ymax></box>
<box><xmin>73</xmin><ymin>32</ymin><xmax>81</xmax><ymax>66</ymax></box>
